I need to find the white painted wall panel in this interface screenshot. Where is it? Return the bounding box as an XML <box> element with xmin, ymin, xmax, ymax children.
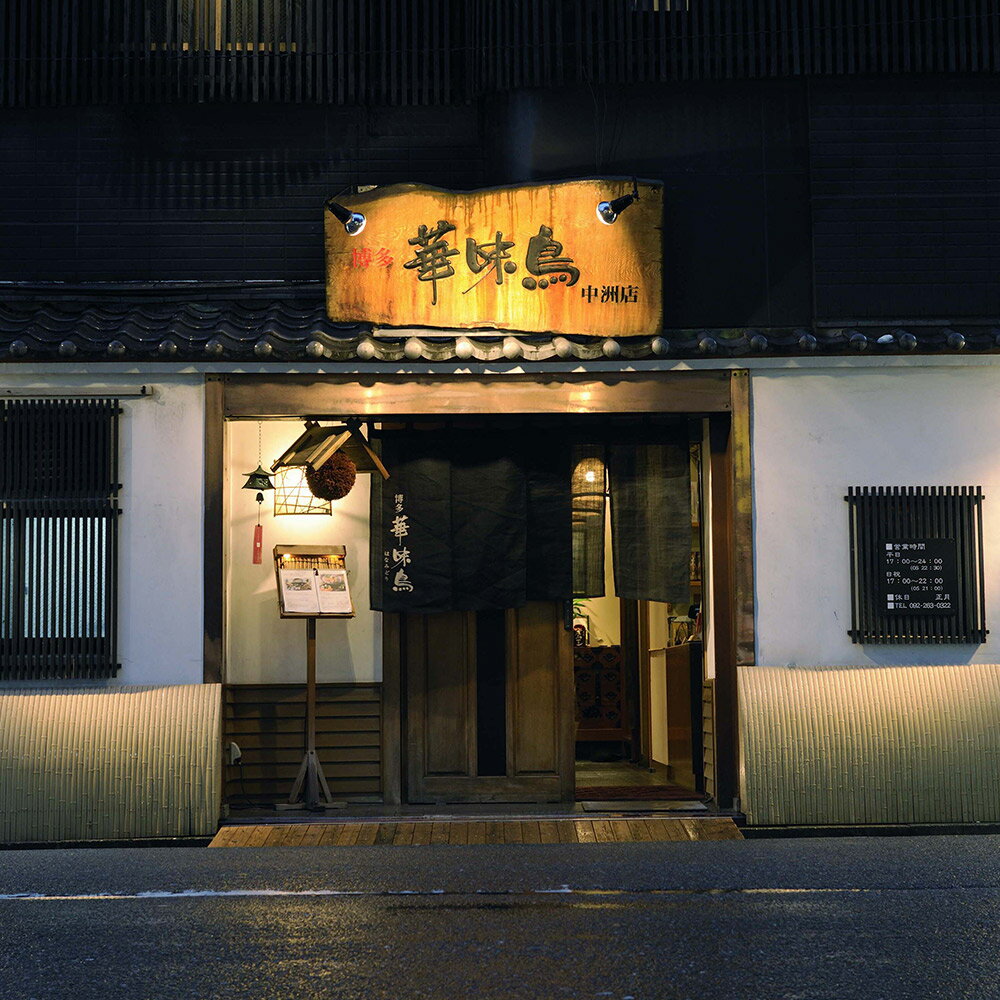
<box><xmin>751</xmin><ymin>366</ymin><xmax>1000</xmax><ymax>666</ymax></box>
<box><xmin>0</xmin><ymin>375</ymin><xmax>205</xmax><ymax>687</ymax></box>
<box><xmin>226</xmin><ymin>419</ymin><xmax>381</xmax><ymax>684</ymax></box>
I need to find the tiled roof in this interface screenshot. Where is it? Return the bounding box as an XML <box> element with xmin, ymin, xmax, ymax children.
<box><xmin>1</xmin><ymin>288</ymin><xmax>999</xmax><ymax>363</ymax></box>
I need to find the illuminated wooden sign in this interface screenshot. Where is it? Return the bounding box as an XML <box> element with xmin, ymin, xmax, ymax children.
<box><xmin>325</xmin><ymin>179</ymin><xmax>663</xmax><ymax>338</ymax></box>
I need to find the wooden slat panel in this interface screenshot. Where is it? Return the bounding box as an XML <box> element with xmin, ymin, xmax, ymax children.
<box><xmin>223</xmin><ymin>682</ymin><xmax>382</xmax><ymax>804</ymax></box>
<box><xmin>227</xmin><ymin>702</ymin><xmax>379</xmax><ymax>719</ymax></box>
<box><xmin>226</xmin><ymin>763</ymin><xmax>380</xmax><ymax>780</ymax></box>
<box><xmin>5</xmin><ymin>2</ymin><xmax>1000</xmax><ymax>108</ymax></box>
<box><xmin>227</xmin><ymin>717</ymin><xmax>379</xmax><ymax>734</ymax></box>
<box><xmin>227</xmin><ymin>684</ymin><xmax>381</xmax><ymax>703</ymax></box>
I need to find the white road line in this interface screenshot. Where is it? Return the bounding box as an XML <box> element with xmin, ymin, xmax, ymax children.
<box><xmin>0</xmin><ymin>886</ymin><xmax>930</xmax><ymax>902</ymax></box>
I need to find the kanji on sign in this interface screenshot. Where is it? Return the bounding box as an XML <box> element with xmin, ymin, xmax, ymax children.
<box><xmin>352</xmin><ymin>247</ymin><xmax>374</xmax><ymax>268</ymax></box>
<box><xmin>464</xmin><ymin>231</ymin><xmax>517</xmax><ymax>293</ymax></box>
<box><xmin>404</xmin><ymin>220</ymin><xmax>459</xmax><ymax>305</ymax></box>
<box><xmin>522</xmin><ymin>225</ymin><xmax>579</xmax><ymax>291</ymax></box>
<box><xmin>351</xmin><ymin>247</ymin><xmax>394</xmax><ymax>268</ymax></box>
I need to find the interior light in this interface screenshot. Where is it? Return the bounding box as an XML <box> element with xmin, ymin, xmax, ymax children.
<box><xmin>273</xmin><ymin>466</ymin><xmax>333</xmax><ymax>516</ymax></box>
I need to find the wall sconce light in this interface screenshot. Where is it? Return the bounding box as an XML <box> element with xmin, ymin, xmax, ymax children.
<box><xmin>596</xmin><ymin>179</ymin><xmax>640</xmax><ymax>226</ymax></box>
<box><xmin>325</xmin><ymin>198</ymin><xmax>367</xmax><ymax>236</ymax></box>
<box><xmin>273</xmin><ymin>466</ymin><xmax>333</xmax><ymax>516</ymax></box>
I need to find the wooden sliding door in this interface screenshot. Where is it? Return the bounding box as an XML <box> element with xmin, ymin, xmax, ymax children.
<box><xmin>404</xmin><ymin>601</ymin><xmax>574</xmax><ymax>803</ymax></box>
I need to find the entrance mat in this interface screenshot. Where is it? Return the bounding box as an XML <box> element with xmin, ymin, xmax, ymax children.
<box><xmin>575</xmin><ymin>785</ymin><xmax>704</xmax><ymax>801</ymax></box>
<box><xmin>209</xmin><ymin>816</ymin><xmax>742</xmax><ymax>847</ymax></box>
<box><xmin>580</xmin><ymin>800</ymin><xmax>707</xmax><ymax>813</ymax></box>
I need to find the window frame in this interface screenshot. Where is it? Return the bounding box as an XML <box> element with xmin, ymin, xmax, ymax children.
<box><xmin>0</xmin><ymin>399</ymin><xmax>122</xmax><ymax>680</ymax></box>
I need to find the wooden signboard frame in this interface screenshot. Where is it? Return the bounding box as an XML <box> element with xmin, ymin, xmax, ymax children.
<box><xmin>272</xmin><ymin>544</ymin><xmax>353</xmax><ymax>810</ymax></box>
<box><xmin>325</xmin><ymin>179</ymin><xmax>663</xmax><ymax>338</ymax></box>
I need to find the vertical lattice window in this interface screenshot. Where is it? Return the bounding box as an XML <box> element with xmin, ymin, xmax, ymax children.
<box><xmin>846</xmin><ymin>486</ymin><xmax>987</xmax><ymax>646</ymax></box>
<box><xmin>0</xmin><ymin>400</ymin><xmax>121</xmax><ymax>679</ymax></box>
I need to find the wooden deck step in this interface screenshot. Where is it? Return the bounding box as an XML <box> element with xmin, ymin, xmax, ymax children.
<box><xmin>209</xmin><ymin>816</ymin><xmax>742</xmax><ymax>847</ymax></box>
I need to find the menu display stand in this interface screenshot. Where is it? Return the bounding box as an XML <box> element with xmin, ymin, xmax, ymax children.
<box><xmin>273</xmin><ymin>544</ymin><xmax>355</xmax><ymax>812</ymax></box>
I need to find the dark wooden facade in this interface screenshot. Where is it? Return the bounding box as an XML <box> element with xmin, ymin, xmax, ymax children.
<box><xmin>5</xmin><ymin>79</ymin><xmax>1000</xmax><ymax>328</ymax></box>
<box><xmin>5</xmin><ymin>2</ymin><xmax>1000</xmax><ymax>107</ymax></box>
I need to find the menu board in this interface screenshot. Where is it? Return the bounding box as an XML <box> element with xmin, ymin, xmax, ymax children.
<box><xmin>278</xmin><ymin>568</ymin><xmax>352</xmax><ymax>616</ymax></box>
<box><xmin>880</xmin><ymin>539</ymin><xmax>958</xmax><ymax>615</ymax></box>
<box><xmin>273</xmin><ymin>545</ymin><xmax>354</xmax><ymax>618</ymax></box>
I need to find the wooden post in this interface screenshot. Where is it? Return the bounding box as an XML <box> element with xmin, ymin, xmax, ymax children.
<box><xmin>709</xmin><ymin>413</ymin><xmax>738</xmax><ymax>810</ymax></box>
<box><xmin>278</xmin><ymin>616</ymin><xmax>341</xmax><ymax>811</ymax></box>
<box><xmin>306</xmin><ymin>617</ymin><xmax>317</xmax><ymax>753</ymax></box>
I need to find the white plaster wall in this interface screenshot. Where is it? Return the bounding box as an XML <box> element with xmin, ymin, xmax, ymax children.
<box><xmin>752</xmin><ymin>365</ymin><xmax>1000</xmax><ymax>666</ymax></box>
<box><xmin>225</xmin><ymin>419</ymin><xmax>381</xmax><ymax>684</ymax></box>
<box><xmin>0</xmin><ymin>374</ymin><xmax>205</xmax><ymax>686</ymax></box>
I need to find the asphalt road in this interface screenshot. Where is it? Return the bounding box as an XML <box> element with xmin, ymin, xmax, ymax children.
<box><xmin>1</xmin><ymin>834</ymin><xmax>999</xmax><ymax>1000</ymax></box>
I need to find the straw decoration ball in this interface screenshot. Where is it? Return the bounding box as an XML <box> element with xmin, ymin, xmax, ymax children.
<box><xmin>305</xmin><ymin>452</ymin><xmax>357</xmax><ymax>501</ymax></box>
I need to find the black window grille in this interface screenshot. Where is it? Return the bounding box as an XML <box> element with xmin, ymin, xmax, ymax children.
<box><xmin>0</xmin><ymin>399</ymin><xmax>121</xmax><ymax>679</ymax></box>
<box><xmin>846</xmin><ymin>486</ymin><xmax>986</xmax><ymax>646</ymax></box>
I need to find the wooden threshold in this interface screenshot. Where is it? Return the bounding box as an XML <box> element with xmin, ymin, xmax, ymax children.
<box><xmin>208</xmin><ymin>816</ymin><xmax>742</xmax><ymax>847</ymax></box>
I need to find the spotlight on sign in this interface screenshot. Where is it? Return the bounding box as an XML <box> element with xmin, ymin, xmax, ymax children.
<box><xmin>324</xmin><ymin>198</ymin><xmax>367</xmax><ymax>236</ymax></box>
<box><xmin>596</xmin><ymin>180</ymin><xmax>640</xmax><ymax>226</ymax></box>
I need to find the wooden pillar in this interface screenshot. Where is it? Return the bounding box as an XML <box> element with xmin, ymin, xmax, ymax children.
<box><xmin>709</xmin><ymin>412</ymin><xmax>739</xmax><ymax>809</ymax></box>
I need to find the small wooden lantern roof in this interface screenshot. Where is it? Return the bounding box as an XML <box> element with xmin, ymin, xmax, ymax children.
<box><xmin>271</xmin><ymin>420</ymin><xmax>389</xmax><ymax>479</ymax></box>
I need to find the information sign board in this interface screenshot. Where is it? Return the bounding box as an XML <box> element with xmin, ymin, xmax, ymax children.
<box><xmin>879</xmin><ymin>539</ymin><xmax>958</xmax><ymax>615</ymax></box>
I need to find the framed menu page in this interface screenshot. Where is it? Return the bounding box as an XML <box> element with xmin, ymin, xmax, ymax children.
<box><xmin>273</xmin><ymin>545</ymin><xmax>355</xmax><ymax>619</ymax></box>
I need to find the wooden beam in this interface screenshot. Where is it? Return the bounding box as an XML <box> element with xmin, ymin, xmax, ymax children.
<box><xmin>222</xmin><ymin>372</ymin><xmax>733</xmax><ymax>419</ymax></box>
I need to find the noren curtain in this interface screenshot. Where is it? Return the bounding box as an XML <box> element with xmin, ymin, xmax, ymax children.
<box><xmin>370</xmin><ymin>429</ymin><xmax>572</xmax><ymax>613</ymax></box>
<box><xmin>607</xmin><ymin>425</ymin><xmax>692</xmax><ymax>605</ymax></box>
<box><xmin>369</xmin><ymin>423</ymin><xmax>692</xmax><ymax>613</ymax></box>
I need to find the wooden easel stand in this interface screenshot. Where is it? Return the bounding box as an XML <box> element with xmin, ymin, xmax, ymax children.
<box><xmin>276</xmin><ymin>617</ymin><xmax>345</xmax><ymax>812</ymax></box>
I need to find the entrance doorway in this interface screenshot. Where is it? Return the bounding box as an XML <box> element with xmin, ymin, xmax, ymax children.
<box><xmin>573</xmin><ymin>440</ymin><xmax>706</xmax><ymax>804</ymax></box>
<box><xmin>387</xmin><ymin>413</ymin><xmax>708</xmax><ymax>806</ymax></box>
<box><xmin>212</xmin><ymin>371</ymin><xmax>750</xmax><ymax>811</ymax></box>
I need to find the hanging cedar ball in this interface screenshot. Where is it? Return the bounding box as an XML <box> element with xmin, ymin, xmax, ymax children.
<box><xmin>305</xmin><ymin>452</ymin><xmax>357</xmax><ymax>501</ymax></box>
